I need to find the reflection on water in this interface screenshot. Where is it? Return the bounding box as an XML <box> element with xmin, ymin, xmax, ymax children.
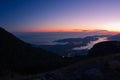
<box><xmin>73</xmin><ymin>37</ymin><xmax>108</xmax><ymax>50</ymax></box>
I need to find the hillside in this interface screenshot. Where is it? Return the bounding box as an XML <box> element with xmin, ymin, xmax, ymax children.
<box><xmin>0</xmin><ymin>27</ymin><xmax>63</xmax><ymax>75</ymax></box>
<box><xmin>3</xmin><ymin>41</ymin><xmax>120</xmax><ymax>80</ymax></box>
<box><xmin>89</xmin><ymin>41</ymin><xmax>120</xmax><ymax>56</ymax></box>
<box><xmin>9</xmin><ymin>51</ymin><xmax>120</xmax><ymax>80</ymax></box>
<box><xmin>1</xmin><ymin>27</ymin><xmax>120</xmax><ymax>80</ymax></box>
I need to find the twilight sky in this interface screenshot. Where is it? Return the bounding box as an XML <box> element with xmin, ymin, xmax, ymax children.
<box><xmin>1</xmin><ymin>0</ymin><xmax>120</xmax><ymax>32</ymax></box>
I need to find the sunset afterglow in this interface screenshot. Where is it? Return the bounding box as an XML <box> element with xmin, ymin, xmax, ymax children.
<box><xmin>1</xmin><ymin>0</ymin><xmax>120</xmax><ymax>33</ymax></box>
<box><xmin>101</xmin><ymin>22</ymin><xmax>120</xmax><ymax>32</ymax></box>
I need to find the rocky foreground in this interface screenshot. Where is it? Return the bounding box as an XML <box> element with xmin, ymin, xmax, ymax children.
<box><xmin>4</xmin><ymin>53</ymin><xmax>120</xmax><ymax>80</ymax></box>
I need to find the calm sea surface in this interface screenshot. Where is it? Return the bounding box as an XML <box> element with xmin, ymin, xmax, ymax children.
<box><xmin>13</xmin><ymin>32</ymin><xmax>108</xmax><ymax>45</ymax></box>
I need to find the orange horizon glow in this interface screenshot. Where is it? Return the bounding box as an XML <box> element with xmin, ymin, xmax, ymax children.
<box><xmin>14</xmin><ymin>28</ymin><xmax>120</xmax><ymax>34</ymax></box>
<box><xmin>13</xmin><ymin>22</ymin><xmax>120</xmax><ymax>33</ymax></box>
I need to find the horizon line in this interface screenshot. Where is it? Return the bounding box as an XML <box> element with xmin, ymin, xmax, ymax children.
<box><xmin>11</xmin><ymin>29</ymin><xmax>120</xmax><ymax>34</ymax></box>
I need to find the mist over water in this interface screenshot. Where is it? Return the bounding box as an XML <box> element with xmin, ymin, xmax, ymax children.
<box><xmin>13</xmin><ymin>32</ymin><xmax>110</xmax><ymax>56</ymax></box>
<box><xmin>13</xmin><ymin>32</ymin><xmax>108</xmax><ymax>45</ymax></box>
<box><xmin>73</xmin><ymin>37</ymin><xmax>108</xmax><ymax>50</ymax></box>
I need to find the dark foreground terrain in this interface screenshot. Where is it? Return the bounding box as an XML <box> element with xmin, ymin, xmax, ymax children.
<box><xmin>17</xmin><ymin>41</ymin><xmax>120</xmax><ymax>80</ymax></box>
<box><xmin>20</xmin><ymin>53</ymin><xmax>120</xmax><ymax>80</ymax></box>
<box><xmin>0</xmin><ymin>27</ymin><xmax>68</xmax><ymax>75</ymax></box>
<box><xmin>1</xmin><ymin>27</ymin><xmax>120</xmax><ymax>80</ymax></box>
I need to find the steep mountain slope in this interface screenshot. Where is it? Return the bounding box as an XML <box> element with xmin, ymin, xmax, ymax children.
<box><xmin>0</xmin><ymin>27</ymin><xmax>62</xmax><ymax>75</ymax></box>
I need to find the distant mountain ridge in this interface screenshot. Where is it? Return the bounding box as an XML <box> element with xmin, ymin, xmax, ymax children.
<box><xmin>108</xmin><ymin>34</ymin><xmax>120</xmax><ymax>41</ymax></box>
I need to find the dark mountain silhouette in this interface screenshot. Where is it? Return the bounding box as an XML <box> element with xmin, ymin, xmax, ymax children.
<box><xmin>54</xmin><ymin>35</ymin><xmax>108</xmax><ymax>44</ymax></box>
<box><xmin>1</xmin><ymin>27</ymin><xmax>120</xmax><ymax>79</ymax></box>
<box><xmin>89</xmin><ymin>41</ymin><xmax>120</xmax><ymax>56</ymax></box>
<box><xmin>0</xmin><ymin>27</ymin><xmax>63</xmax><ymax>75</ymax></box>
